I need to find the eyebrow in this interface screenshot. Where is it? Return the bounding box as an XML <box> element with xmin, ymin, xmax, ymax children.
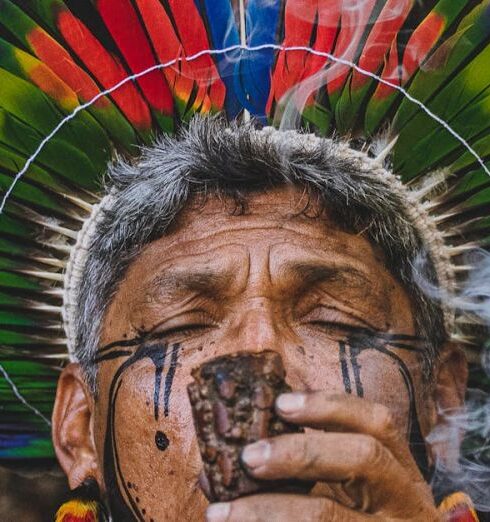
<box><xmin>145</xmin><ymin>260</ymin><xmax>372</xmax><ymax>303</ymax></box>
<box><xmin>146</xmin><ymin>267</ymin><xmax>236</xmax><ymax>301</ymax></box>
<box><xmin>285</xmin><ymin>261</ymin><xmax>372</xmax><ymax>292</ymax></box>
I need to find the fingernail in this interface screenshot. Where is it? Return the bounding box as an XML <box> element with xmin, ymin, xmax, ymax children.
<box><xmin>241</xmin><ymin>440</ymin><xmax>271</xmax><ymax>468</ymax></box>
<box><xmin>276</xmin><ymin>392</ymin><xmax>305</xmax><ymax>414</ymax></box>
<box><xmin>206</xmin><ymin>503</ymin><xmax>231</xmax><ymax>522</ymax></box>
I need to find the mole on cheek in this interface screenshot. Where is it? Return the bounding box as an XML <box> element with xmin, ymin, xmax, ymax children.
<box><xmin>155</xmin><ymin>430</ymin><xmax>170</xmax><ymax>451</ymax></box>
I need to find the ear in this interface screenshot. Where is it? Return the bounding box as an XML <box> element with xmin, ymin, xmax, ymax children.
<box><xmin>427</xmin><ymin>342</ymin><xmax>468</xmax><ymax>470</ymax></box>
<box><xmin>52</xmin><ymin>363</ymin><xmax>102</xmax><ymax>489</ymax></box>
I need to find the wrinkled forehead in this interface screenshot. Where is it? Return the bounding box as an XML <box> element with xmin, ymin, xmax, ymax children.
<box><xmin>139</xmin><ymin>186</ymin><xmax>385</xmax><ymax>266</ymax></box>
<box><xmin>100</xmin><ymin>186</ymin><xmax>415</xmax><ymax>337</ymax></box>
<box><xmin>162</xmin><ymin>186</ymin><xmax>350</xmax><ymax>246</ymax></box>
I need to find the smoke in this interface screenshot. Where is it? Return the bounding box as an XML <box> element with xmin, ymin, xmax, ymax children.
<box><xmin>429</xmin><ymin>389</ymin><xmax>490</xmax><ymax>510</ymax></box>
<box><xmin>414</xmin><ymin>250</ymin><xmax>490</xmax><ymax>512</ymax></box>
<box><xmin>276</xmin><ymin>0</ymin><xmax>413</xmax><ymax>131</ymax></box>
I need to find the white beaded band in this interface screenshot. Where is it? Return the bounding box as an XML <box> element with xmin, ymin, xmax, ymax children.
<box><xmin>62</xmin><ymin>195</ymin><xmax>114</xmax><ymax>360</ymax></box>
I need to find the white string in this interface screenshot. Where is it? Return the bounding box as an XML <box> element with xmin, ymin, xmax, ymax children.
<box><xmin>238</xmin><ymin>0</ymin><xmax>251</xmax><ymax>122</ymax></box>
<box><xmin>1</xmin><ymin>42</ymin><xmax>488</xmax><ymax>215</ymax></box>
<box><xmin>0</xmin><ymin>363</ymin><xmax>52</xmax><ymax>427</ymax></box>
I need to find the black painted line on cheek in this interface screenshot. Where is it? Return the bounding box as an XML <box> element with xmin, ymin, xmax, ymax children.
<box><xmin>339</xmin><ymin>341</ymin><xmax>352</xmax><ymax>394</ymax></box>
<box><xmin>372</xmin><ymin>344</ymin><xmax>430</xmax><ymax>479</ymax></box>
<box><xmin>152</xmin><ymin>343</ymin><xmax>168</xmax><ymax>421</ymax></box>
<box><xmin>396</xmin><ymin>365</ymin><xmax>430</xmax><ymax>479</ymax></box>
<box><xmin>95</xmin><ymin>350</ymin><xmax>133</xmax><ymax>364</ymax></box>
<box><xmin>374</xmin><ymin>345</ymin><xmax>417</xmax><ymax>436</ymax></box>
<box><xmin>106</xmin><ymin>361</ymin><xmax>145</xmax><ymax>521</ymax></box>
<box><xmin>348</xmin><ymin>340</ymin><xmax>364</xmax><ymax>398</ymax></box>
<box><xmin>164</xmin><ymin>343</ymin><xmax>180</xmax><ymax>417</ymax></box>
<box><xmin>337</xmin><ymin>334</ymin><xmax>430</xmax><ymax>478</ymax></box>
<box><xmin>104</xmin><ymin>342</ymin><xmax>174</xmax><ymax>521</ymax></box>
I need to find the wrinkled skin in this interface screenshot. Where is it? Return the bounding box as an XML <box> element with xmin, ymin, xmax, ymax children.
<box><xmin>53</xmin><ymin>187</ymin><xmax>467</xmax><ymax>521</ymax></box>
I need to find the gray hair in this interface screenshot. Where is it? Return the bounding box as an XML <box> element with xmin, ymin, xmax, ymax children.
<box><xmin>76</xmin><ymin>115</ymin><xmax>445</xmax><ymax>391</ymax></box>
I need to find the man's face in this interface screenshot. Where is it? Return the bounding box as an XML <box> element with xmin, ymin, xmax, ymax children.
<box><xmin>93</xmin><ymin>187</ymin><xmax>434</xmax><ymax>520</ymax></box>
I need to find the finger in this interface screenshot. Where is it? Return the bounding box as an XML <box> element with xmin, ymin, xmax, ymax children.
<box><xmin>240</xmin><ymin>432</ymin><xmax>420</xmax><ymax>511</ymax></box>
<box><xmin>205</xmin><ymin>494</ymin><xmax>371</xmax><ymax>522</ymax></box>
<box><xmin>275</xmin><ymin>392</ymin><xmax>418</xmax><ymax>474</ymax></box>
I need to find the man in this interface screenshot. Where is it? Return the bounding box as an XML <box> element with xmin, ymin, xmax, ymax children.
<box><xmin>51</xmin><ymin>117</ymin><xmax>470</xmax><ymax>521</ymax></box>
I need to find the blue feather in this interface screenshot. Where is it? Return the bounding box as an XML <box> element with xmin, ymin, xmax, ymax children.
<box><xmin>234</xmin><ymin>0</ymin><xmax>283</xmax><ymax>120</ymax></box>
<box><xmin>0</xmin><ymin>433</ymin><xmax>53</xmax><ymax>459</ymax></box>
<box><xmin>195</xmin><ymin>0</ymin><xmax>242</xmax><ymax>116</ymax></box>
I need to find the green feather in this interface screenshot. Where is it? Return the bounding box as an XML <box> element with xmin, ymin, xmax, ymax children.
<box><xmin>0</xmin><ymin>67</ymin><xmax>111</xmax><ymax>170</ymax></box>
<box><xmin>0</xmin><ymin>0</ymin><xmax>139</xmax><ymax>149</ymax></box>
<box><xmin>394</xmin><ymin>41</ymin><xmax>490</xmax><ymax>179</ymax></box>
<box><xmin>0</xmin><ymin>108</ymin><xmax>99</xmax><ymax>191</ymax></box>
<box><xmin>393</xmin><ymin>0</ymin><xmax>490</xmax><ymax>131</ymax></box>
<box><xmin>364</xmin><ymin>0</ymin><xmax>470</xmax><ymax>136</ymax></box>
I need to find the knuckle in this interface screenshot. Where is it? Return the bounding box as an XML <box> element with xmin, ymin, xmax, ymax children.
<box><xmin>275</xmin><ymin>434</ymin><xmax>318</xmax><ymax>476</ymax></box>
<box><xmin>293</xmin><ymin>434</ymin><xmax>316</xmax><ymax>474</ymax></box>
<box><xmin>373</xmin><ymin>403</ymin><xmax>395</xmax><ymax>432</ymax></box>
<box><xmin>357</xmin><ymin>435</ymin><xmax>386</xmax><ymax>470</ymax></box>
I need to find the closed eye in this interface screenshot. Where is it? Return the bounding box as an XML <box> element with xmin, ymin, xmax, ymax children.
<box><xmin>308</xmin><ymin>320</ymin><xmax>357</xmax><ymax>336</ymax></box>
<box><xmin>308</xmin><ymin>320</ymin><xmax>364</xmax><ymax>338</ymax></box>
<box><xmin>302</xmin><ymin>305</ymin><xmax>374</xmax><ymax>335</ymax></box>
<box><xmin>155</xmin><ymin>323</ymin><xmax>213</xmax><ymax>340</ymax></box>
<box><xmin>142</xmin><ymin>310</ymin><xmax>219</xmax><ymax>343</ymax></box>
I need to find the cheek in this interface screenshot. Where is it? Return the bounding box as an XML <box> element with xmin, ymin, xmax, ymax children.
<box><xmin>281</xmin><ymin>340</ymin><xmax>347</xmax><ymax>392</ymax></box>
<box><xmin>282</xmin><ymin>339</ymin><xmax>419</xmax><ymax>436</ymax></box>
<box><xmin>356</xmin><ymin>351</ymin><xmax>412</xmax><ymax>431</ymax></box>
<box><xmin>108</xmin><ymin>361</ymin><xmax>207</xmax><ymax>519</ymax></box>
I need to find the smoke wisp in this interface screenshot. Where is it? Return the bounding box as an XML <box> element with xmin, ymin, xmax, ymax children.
<box><xmin>414</xmin><ymin>250</ymin><xmax>490</xmax><ymax>512</ymax></box>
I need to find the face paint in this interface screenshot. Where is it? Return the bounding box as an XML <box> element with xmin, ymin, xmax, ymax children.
<box><xmin>155</xmin><ymin>431</ymin><xmax>170</xmax><ymax>451</ymax></box>
<box><xmin>334</xmin><ymin>325</ymin><xmax>431</xmax><ymax>478</ymax></box>
<box><xmin>96</xmin><ymin>335</ymin><xmax>182</xmax><ymax>520</ymax></box>
<box><xmin>164</xmin><ymin>344</ymin><xmax>181</xmax><ymax>418</ymax></box>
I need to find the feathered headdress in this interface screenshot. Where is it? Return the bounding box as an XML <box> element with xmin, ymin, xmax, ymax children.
<box><xmin>0</xmin><ymin>0</ymin><xmax>489</xmax><ymax>466</ymax></box>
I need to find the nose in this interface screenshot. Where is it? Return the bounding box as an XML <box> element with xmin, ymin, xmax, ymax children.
<box><xmin>217</xmin><ymin>298</ymin><xmax>317</xmax><ymax>390</ymax></box>
<box><xmin>227</xmin><ymin>298</ymin><xmax>283</xmax><ymax>355</ymax></box>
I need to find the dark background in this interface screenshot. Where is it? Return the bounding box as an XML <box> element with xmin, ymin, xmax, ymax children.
<box><xmin>0</xmin><ymin>466</ymin><xmax>67</xmax><ymax>521</ymax></box>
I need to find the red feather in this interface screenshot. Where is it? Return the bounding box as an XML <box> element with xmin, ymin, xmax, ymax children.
<box><xmin>53</xmin><ymin>8</ymin><xmax>152</xmax><ymax>129</ymax></box>
<box><xmin>136</xmin><ymin>0</ymin><xmax>225</xmax><ymax>114</ymax></box>
<box><xmin>372</xmin><ymin>11</ymin><xmax>445</xmax><ymax>100</ymax></box>
<box><xmin>326</xmin><ymin>0</ymin><xmax>377</xmax><ymax>97</ymax></box>
<box><xmin>27</xmin><ymin>28</ymin><xmax>108</xmax><ymax>109</ymax></box>
<box><xmin>402</xmin><ymin>12</ymin><xmax>445</xmax><ymax>79</ymax></box>
<box><xmin>351</xmin><ymin>0</ymin><xmax>413</xmax><ymax>89</ymax></box>
<box><xmin>302</xmin><ymin>0</ymin><xmax>341</xmax><ymax>82</ymax></box>
<box><xmin>96</xmin><ymin>0</ymin><xmax>173</xmax><ymax>114</ymax></box>
<box><xmin>134</xmin><ymin>0</ymin><xmax>186</xmax><ymax>96</ymax></box>
<box><xmin>135</xmin><ymin>0</ymin><xmax>217</xmax><ymax>114</ymax></box>
<box><xmin>267</xmin><ymin>0</ymin><xmax>320</xmax><ymax>113</ymax></box>
<box><xmin>167</xmin><ymin>0</ymin><xmax>226</xmax><ymax>111</ymax></box>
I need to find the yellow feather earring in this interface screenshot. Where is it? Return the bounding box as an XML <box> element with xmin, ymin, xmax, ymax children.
<box><xmin>55</xmin><ymin>478</ymin><xmax>107</xmax><ymax>522</ymax></box>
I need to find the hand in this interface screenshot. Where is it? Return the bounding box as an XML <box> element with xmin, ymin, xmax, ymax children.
<box><xmin>205</xmin><ymin>392</ymin><xmax>440</xmax><ymax>521</ymax></box>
